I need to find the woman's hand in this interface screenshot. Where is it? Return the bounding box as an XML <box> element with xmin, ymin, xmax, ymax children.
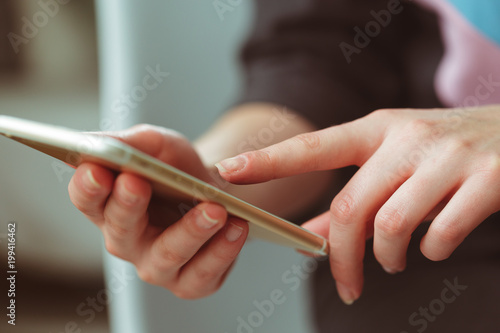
<box><xmin>68</xmin><ymin>124</ymin><xmax>248</xmax><ymax>299</ymax></box>
<box><xmin>216</xmin><ymin>105</ymin><xmax>500</xmax><ymax>304</ymax></box>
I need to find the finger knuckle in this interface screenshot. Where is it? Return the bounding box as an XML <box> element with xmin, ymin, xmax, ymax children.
<box><xmin>294</xmin><ymin>132</ymin><xmax>321</xmax><ymax>151</ymax></box>
<box><xmin>475</xmin><ymin>153</ymin><xmax>500</xmax><ymax>180</ymax></box>
<box><xmin>104</xmin><ymin>218</ymin><xmax>134</xmax><ymax>239</ymax></box>
<box><xmin>154</xmin><ymin>243</ymin><xmax>189</xmax><ymax>267</ymax></box>
<box><xmin>70</xmin><ymin>194</ymin><xmax>101</xmax><ymax>220</ymax></box>
<box><xmin>375</xmin><ymin>207</ymin><xmax>408</xmax><ymax>238</ymax></box>
<box><xmin>330</xmin><ymin>192</ymin><xmax>357</xmax><ymax>226</ymax></box>
<box><xmin>192</xmin><ymin>267</ymin><xmax>220</xmax><ymax>283</ymax></box>
<box><xmin>401</xmin><ymin>119</ymin><xmax>436</xmax><ymax>142</ymax></box>
<box><xmin>130</xmin><ymin>124</ymin><xmax>189</xmax><ymax>156</ymax></box>
<box><xmin>443</xmin><ymin>136</ymin><xmax>473</xmax><ymax>157</ymax></box>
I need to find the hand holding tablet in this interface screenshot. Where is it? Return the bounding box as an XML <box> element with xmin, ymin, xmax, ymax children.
<box><xmin>0</xmin><ymin>115</ymin><xmax>328</xmax><ymax>256</ymax></box>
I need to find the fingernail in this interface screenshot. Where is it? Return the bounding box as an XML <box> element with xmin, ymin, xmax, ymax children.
<box><xmin>198</xmin><ymin>210</ymin><xmax>220</xmax><ymax>229</ymax></box>
<box><xmin>336</xmin><ymin>282</ymin><xmax>356</xmax><ymax>305</ymax></box>
<box><xmin>383</xmin><ymin>265</ymin><xmax>404</xmax><ymax>274</ymax></box>
<box><xmin>216</xmin><ymin>156</ymin><xmax>246</xmax><ymax>174</ymax></box>
<box><xmin>84</xmin><ymin>169</ymin><xmax>101</xmax><ymax>192</ymax></box>
<box><xmin>120</xmin><ymin>183</ymin><xmax>139</xmax><ymax>205</ymax></box>
<box><xmin>383</xmin><ymin>266</ymin><xmax>397</xmax><ymax>274</ymax></box>
<box><xmin>225</xmin><ymin>223</ymin><xmax>244</xmax><ymax>242</ymax></box>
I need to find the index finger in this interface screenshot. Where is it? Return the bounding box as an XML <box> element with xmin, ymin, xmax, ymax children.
<box><xmin>216</xmin><ymin>115</ymin><xmax>384</xmax><ymax>184</ymax></box>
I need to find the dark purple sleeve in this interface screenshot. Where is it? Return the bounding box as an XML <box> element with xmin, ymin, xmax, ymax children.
<box><xmin>236</xmin><ymin>0</ymin><xmax>443</xmax><ymax>128</ymax></box>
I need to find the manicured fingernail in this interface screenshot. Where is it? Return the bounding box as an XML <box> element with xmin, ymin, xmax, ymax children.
<box><xmin>120</xmin><ymin>183</ymin><xmax>139</xmax><ymax>205</ymax></box>
<box><xmin>336</xmin><ymin>282</ymin><xmax>356</xmax><ymax>305</ymax></box>
<box><xmin>225</xmin><ymin>223</ymin><xmax>244</xmax><ymax>242</ymax></box>
<box><xmin>84</xmin><ymin>169</ymin><xmax>101</xmax><ymax>191</ymax></box>
<box><xmin>198</xmin><ymin>210</ymin><xmax>220</xmax><ymax>229</ymax></box>
<box><xmin>216</xmin><ymin>156</ymin><xmax>246</xmax><ymax>174</ymax></box>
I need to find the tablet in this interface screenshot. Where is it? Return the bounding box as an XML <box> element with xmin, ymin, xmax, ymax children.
<box><xmin>0</xmin><ymin>115</ymin><xmax>328</xmax><ymax>256</ymax></box>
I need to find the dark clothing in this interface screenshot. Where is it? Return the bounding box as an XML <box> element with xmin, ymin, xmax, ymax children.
<box><xmin>239</xmin><ymin>0</ymin><xmax>443</xmax><ymax>127</ymax></box>
<box><xmin>237</xmin><ymin>0</ymin><xmax>500</xmax><ymax>332</ymax></box>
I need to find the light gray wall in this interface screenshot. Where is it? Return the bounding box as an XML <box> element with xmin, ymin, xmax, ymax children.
<box><xmin>0</xmin><ymin>1</ymin><xmax>102</xmax><ymax>282</ymax></box>
<box><xmin>95</xmin><ymin>1</ymin><xmax>318</xmax><ymax>333</ymax></box>
<box><xmin>96</xmin><ymin>0</ymin><xmax>250</xmax><ymax>137</ymax></box>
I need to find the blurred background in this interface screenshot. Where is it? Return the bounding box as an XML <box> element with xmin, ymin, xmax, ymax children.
<box><xmin>0</xmin><ymin>1</ymin><xmax>105</xmax><ymax>332</ymax></box>
<box><xmin>0</xmin><ymin>1</ymin><xmax>319</xmax><ymax>333</ymax></box>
